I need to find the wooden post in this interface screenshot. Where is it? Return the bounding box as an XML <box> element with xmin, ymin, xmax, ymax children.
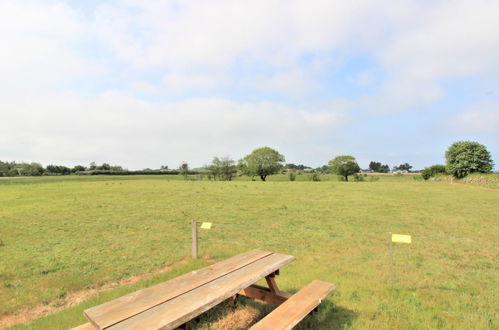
<box><xmin>389</xmin><ymin>232</ymin><xmax>394</xmax><ymax>288</ymax></box>
<box><xmin>191</xmin><ymin>219</ymin><xmax>198</xmax><ymax>259</ymax></box>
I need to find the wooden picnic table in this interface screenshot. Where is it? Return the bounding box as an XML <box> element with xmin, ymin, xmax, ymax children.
<box><xmin>80</xmin><ymin>250</ymin><xmax>295</xmax><ymax>330</ymax></box>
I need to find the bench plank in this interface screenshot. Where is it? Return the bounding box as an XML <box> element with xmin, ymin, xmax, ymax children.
<box><xmin>108</xmin><ymin>252</ymin><xmax>295</xmax><ymax>330</ymax></box>
<box><xmin>85</xmin><ymin>250</ymin><xmax>273</xmax><ymax>329</ymax></box>
<box><xmin>71</xmin><ymin>323</ymin><xmax>96</xmax><ymax>330</ymax></box>
<box><xmin>250</xmin><ymin>280</ymin><xmax>335</xmax><ymax>330</ymax></box>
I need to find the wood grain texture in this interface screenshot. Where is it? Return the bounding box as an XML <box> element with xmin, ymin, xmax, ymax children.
<box><xmin>85</xmin><ymin>250</ymin><xmax>273</xmax><ymax>329</ymax></box>
<box><xmin>71</xmin><ymin>323</ymin><xmax>96</xmax><ymax>330</ymax></box>
<box><xmin>249</xmin><ymin>280</ymin><xmax>336</xmax><ymax>330</ymax></box>
<box><xmin>238</xmin><ymin>284</ymin><xmax>291</xmax><ymax>306</ymax></box>
<box><xmin>107</xmin><ymin>253</ymin><xmax>295</xmax><ymax>330</ymax></box>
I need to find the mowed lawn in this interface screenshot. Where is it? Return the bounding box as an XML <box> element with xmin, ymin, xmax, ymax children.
<box><xmin>0</xmin><ymin>176</ymin><xmax>497</xmax><ymax>329</ymax></box>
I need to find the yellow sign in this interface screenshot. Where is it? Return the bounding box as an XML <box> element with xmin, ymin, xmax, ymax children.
<box><xmin>392</xmin><ymin>234</ymin><xmax>411</xmax><ymax>244</ymax></box>
<box><xmin>200</xmin><ymin>222</ymin><xmax>212</xmax><ymax>229</ymax></box>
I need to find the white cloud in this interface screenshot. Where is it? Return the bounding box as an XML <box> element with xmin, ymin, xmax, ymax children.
<box><xmin>370</xmin><ymin>0</ymin><xmax>499</xmax><ymax>112</ymax></box>
<box><xmin>0</xmin><ymin>1</ymin><xmax>102</xmax><ymax>99</ymax></box>
<box><xmin>0</xmin><ymin>92</ymin><xmax>349</xmax><ymax>168</ymax></box>
<box><xmin>91</xmin><ymin>0</ymin><xmax>499</xmax><ymax>109</ymax></box>
<box><xmin>450</xmin><ymin>102</ymin><xmax>499</xmax><ymax>134</ymax></box>
<box><xmin>242</xmin><ymin>69</ymin><xmax>318</xmax><ymax>96</ymax></box>
<box><xmin>163</xmin><ymin>72</ymin><xmax>227</xmax><ymax>92</ymax></box>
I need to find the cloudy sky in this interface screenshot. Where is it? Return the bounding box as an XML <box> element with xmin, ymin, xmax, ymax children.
<box><xmin>1</xmin><ymin>0</ymin><xmax>498</xmax><ymax>170</ymax></box>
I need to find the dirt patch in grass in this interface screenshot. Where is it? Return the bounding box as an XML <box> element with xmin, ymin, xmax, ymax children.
<box><xmin>0</xmin><ymin>257</ymin><xmax>189</xmax><ymax>329</ymax></box>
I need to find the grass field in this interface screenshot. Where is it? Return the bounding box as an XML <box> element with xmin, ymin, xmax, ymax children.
<box><xmin>1</xmin><ymin>175</ymin><xmax>498</xmax><ymax>329</ymax></box>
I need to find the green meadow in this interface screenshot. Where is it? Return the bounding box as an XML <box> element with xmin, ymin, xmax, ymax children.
<box><xmin>1</xmin><ymin>175</ymin><xmax>497</xmax><ymax>329</ymax></box>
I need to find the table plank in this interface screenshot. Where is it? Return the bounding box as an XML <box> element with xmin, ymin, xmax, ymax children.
<box><xmin>108</xmin><ymin>252</ymin><xmax>295</xmax><ymax>330</ymax></box>
<box><xmin>85</xmin><ymin>250</ymin><xmax>273</xmax><ymax>329</ymax></box>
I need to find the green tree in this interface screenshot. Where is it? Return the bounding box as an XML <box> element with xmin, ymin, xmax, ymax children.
<box><xmin>179</xmin><ymin>162</ymin><xmax>189</xmax><ymax>179</ymax></box>
<box><xmin>208</xmin><ymin>156</ymin><xmax>237</xmax><ymax>181</ymax></box>
<box><xmin>329</xmin><ymin>155</ymin><xmax>360</xmax><ymax>181</ymax></box>
<box><xmin>369</xmin><ymin>161</ymin><xmax>390</xmax><ymax>173</ymax></box>
<box><xmin>393</xmin><ymin>163</ymin><xmax>412</xmax><ymax>172</ymax></box>
<box><xmin>239</xmin><ymin>147</ymin><xmax>285</xmax><ymax>181</ymax></box>
<box><xmin>445</xmin><ymin>141</ymin><xmax>493</xmax><ymax>178</ymax></box>
<box><xmin>72</xmin><ymin>165</ymin><xmax>86</xmax><ymax>173</ymax></box>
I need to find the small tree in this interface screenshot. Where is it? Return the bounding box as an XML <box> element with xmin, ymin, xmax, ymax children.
<box><xmin>208</xmin><ymin>156</ymin><xmax>237</xmax><ymax>181</ymax></box>
<box><xmin>445</xmin><ymin>141</ymin><xmax>493</xmax><ymax>178</ymax></box>
<box><xmin>72</xmin><ymin>165</ymin><xmax>86</xmax><ymax>173</ymax></box>
<box><xmin>329</xmin><ymin>155</ymin><xmax>360</xmax><ymax>181</ymax></box>
<box><xmin>239</xmin><ymin>147</ymin><xmax>285</xmax><ymax>181</ymax></box>
<box><xmin>393</xmin><ymin>163</ymin><xmax>412</xmax><ymax>172</ymax></box>
<box><xmin>179</xmin><ymin>162</ymin><xmax>189</xmax><ymax>179</ymax></box>
<box><xmin>369</xmin><ymin>161</ymin><xmax>390</xmax><ymax>173</ymax></box>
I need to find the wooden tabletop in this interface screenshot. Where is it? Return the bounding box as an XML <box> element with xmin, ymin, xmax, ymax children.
<box><xmin>84</xmin><ymin>250</ymin><xmax>295</xmax><ymax>330</ymax></box>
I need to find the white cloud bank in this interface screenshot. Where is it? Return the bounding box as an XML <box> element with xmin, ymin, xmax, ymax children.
<box><xmin>1</xmin><ymin>0</ymin><xmax>499</xmax><ymax>168</ymax></box>
<box><xmin>0</xmin><ymin>92</ymin><xmax>349</xmax><ymax>168</ymax></box>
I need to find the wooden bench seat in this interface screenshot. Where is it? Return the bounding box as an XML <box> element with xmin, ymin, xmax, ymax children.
<box><xmin>249</xmin><ymin>280</ymin><xmax>335</xmax><ymax>330</ymax></box>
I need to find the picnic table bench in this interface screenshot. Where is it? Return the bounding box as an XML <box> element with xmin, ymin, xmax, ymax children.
<box><xmin>74</xmin><ymin>250</ymin><xmax>335</xmax><ymax>330</ymax></box>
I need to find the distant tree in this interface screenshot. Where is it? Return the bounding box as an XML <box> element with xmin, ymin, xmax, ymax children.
<box><xmin>208</xmin><ymin>156</ymin><xmax>237</xmax><ymax>181</ymax></box>
<box><xmin>369</xmin><ymin>161</ymin><xmax>390</xmax><ymax>173</ymax></box>
<box><xmin>45</xmin><ymin>165</ymin><xmax>70</xmax><ymax>175</ymax></box>
<box><xmin>285</xmin><ymin>163</ymin><xmax>310</xmax><ymax>171</ymax></box>
<box><xmin>393</xmin><ymin>163</ymin><xmax>412</xmax><ymax>172</ymax></box>
<box><xmin>315</xmin><ymin>165</ymin><xmax>331</xmax><ymax>174</ymax></box>
<box><xmin>72</xmin><ymin>165</ymin><xmax>86</xmax><ymax>173</ymax></box>
<box><xmin>369</xmin><ymin>161</ymin><xmax>381</xmax><ymax>172</ymax></box>
<box><xmin>445</xmin><ymin>141</ymin><xmax>493</xmax><ymax>178</ymax></box>
<box><xmin>329</xmin><ymin>155</ymin><xmax>360</xmax><ymax>181</ymax></box>
<box><xmin>421</xmin><ymin>165</ymin><xmax>447</xmax><ymax>180</ymax></box>
<box><xmin>380</xmin><ymin>164</ymin><xmax>390</xmax><ymax>173</ymax></box>
<box><xmin>239</xmin><ymin>147</ymin><xmax>285</xmax><ymax>181</ymax></box>
<box><xmin>45</xmin><ymin>165</ymin><xmax>59</xmax><ymax>174</ymax></box>
<box><xmin>179</xmin><ymin>162</ymin><xmax>189</xmax><ymax>178</ymax></box>
<box><xmin>160</xmin><ymin>165</ymin><xmax>169</xmax><ymax>170</ymax></box>
<box><xmin>89</xmin><ymin>162</ymin><xmax>97</xmax><ymax>170</ymax></box>
<box><xmin>26</xmin><ymin>163</ymin><xmax>44</xmax><ymax>176</ymax></box>
<box><xmin>97</xmin><ymin>163</ymin><xmax>111</xmax><ymax>171</ymax></box>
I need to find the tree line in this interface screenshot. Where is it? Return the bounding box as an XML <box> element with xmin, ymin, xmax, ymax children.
<box><xmin>1</xmin><ymin>141</ymin><xmax>493</xmax><ymax>180</ymax></box>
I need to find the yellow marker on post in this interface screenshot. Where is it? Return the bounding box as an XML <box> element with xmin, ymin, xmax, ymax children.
<box><xmin>391</xmin><ymin>234</ymin><xmax>412</xmax><ymax>244</ymax></box>
<box><xmin>388</xmin><ymin>232</ymin><xmax>412</xmax><ymax>288</ymax></box>
<box><xmin>200</xmin><ymin>222</ymin><xmax>212</xmax><ymax>229</ymax></box>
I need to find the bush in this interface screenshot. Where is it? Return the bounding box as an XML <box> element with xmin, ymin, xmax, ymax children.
<box><xmin>421</xmin><ymin>165</ymin><xmax>447</xmax><ymax>180</ymax></box>
<box><xmin>352</xmin><ymin>173</ymin><xmax>366</xmax><ymax>182</ymax></box>
<box><xmin>288</xmin><ymin>171</ymin><xmax>296</xmax><ymax>181</ymax></box>
<box><xmin>309</xmin><ymin>173</ymin><xmax>320</xmax><ymax>181</ymax></box>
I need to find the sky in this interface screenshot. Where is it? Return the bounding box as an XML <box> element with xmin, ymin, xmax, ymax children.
<box><xmin>1</xmin><ymin>0</ymin><xmax>498</xmax><ymax>170</ymax></box>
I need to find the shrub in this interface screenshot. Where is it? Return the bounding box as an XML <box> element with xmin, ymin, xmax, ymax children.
<box><xmin>421</xmin><ymin>165</ymin><xmax>447</xmax><ymax>180</ymax></box>
<box><xmin>288</xmin><ymin>171</ymin><xmax>296</xmax><ymax>181</ymax></box>
<box><xmin>352</xmin><ymin>173</ymin><xmax>366</xmax><ymax>182</ymax></box>
<box><xmin>309</xmin><ymin>173</ymin><xmax>320</xmax><ymax>181</ymax></box>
